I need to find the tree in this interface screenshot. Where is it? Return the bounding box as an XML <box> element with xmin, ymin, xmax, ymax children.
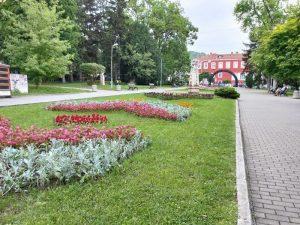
<box><xmin>56</xmin><ymin>0</ymin><xmax>81</xmax><ymax>82</ymax></box>
<box><xmin>234</xmin><ymin>0</ymin><xmax>287</xmax><ymax>88</ymax></box>
<box><xmin>1</xmin><ymin>0</ymin><xmax>73</xmax><ymax>86</ymax></box>
<box><xmin>251</xmin><ymin>17</ymin><xmax>300</xmax><ymax>89</ymax></box>
<box><xmin>120</xmin><ymin>21</ymin><xmax>159</xmax><ymax>84</ymax></box>
<box><xmin>223</xmin><ymin>79</ymin><xmax>231</xmax><ymax>84</ymax></box>
<box><xmin>80</xmin><ymin>63</ymin><xmax>105</xmax><ymax>85</ymax></box>
<box><xmin>146</xmin><ymin>0</ymin><xmax>198</xmax><ymax>82</ymax></box>
<box><xmin>245</xmin><ymin>74</ymin><xmax>254</xmax><ymax>88</ymax></box>
<box><xmin>199</xmin><ymin>72</ymin><xmax>214</xmax><ymax>86</ymax></box>
<box><xmin>121</xmin><ymin>44</ymin><xmax>156</xmax><ymax>83</ymax></box>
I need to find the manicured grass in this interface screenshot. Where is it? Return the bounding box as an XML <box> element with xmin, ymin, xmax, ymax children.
<box><xmin>0</xmin><ymin>95</ymin><xmax>237</xmax><ymax>225</ymax></box>
<box><xmin>12</xmin><ymin>85</ymin><xmax>87</xmax><ymax>96</ymax></box>
<box><xmin>43</xmin><ymin>81</ymin><xmax>173</xmax><ymax>91</ymax></box>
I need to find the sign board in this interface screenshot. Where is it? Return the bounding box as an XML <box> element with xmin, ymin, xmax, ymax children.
<box><xmin>0</xmin><ymin>63</ymin><xmax>11</xmax><ymax>97</ymax></box>
<box><xmin>10</xmin><ymin>74</ymin><xmax>28</xmax><ymax>94</ymax></box>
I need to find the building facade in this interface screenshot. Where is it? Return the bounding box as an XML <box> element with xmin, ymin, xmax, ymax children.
<box><xmin>192</xmin><ymin>52</ymin><xmax>247</xmax><ymax>86</ymax></box>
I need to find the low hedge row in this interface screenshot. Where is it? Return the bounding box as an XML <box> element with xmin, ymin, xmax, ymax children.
<box><xmin>145</xmin><ymin>92</ymin><xmax>214</xmax><ymax>100</ymax></box>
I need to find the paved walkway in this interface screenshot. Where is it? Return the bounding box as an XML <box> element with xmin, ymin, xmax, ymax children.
<box><xmin>239</xmin><ymin>88</ymin><xmax>300</xmax><ymax>225</ymax></box>
<box><xmin>0</xmin><ymin>87</ymin><xmax>184</xmax><ymax>107</ymax></box>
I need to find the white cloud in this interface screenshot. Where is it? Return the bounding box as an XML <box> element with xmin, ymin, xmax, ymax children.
<box><xmin>177</xmin><ymin>0</ymin><xmax>249</xmax><ymax>53</ymax></box>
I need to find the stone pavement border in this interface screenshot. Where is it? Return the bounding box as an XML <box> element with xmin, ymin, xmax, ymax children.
<box><xmin>236</xmin><ymin>100</ymin><xmax>253</xmax><ymax>225</ymax></box>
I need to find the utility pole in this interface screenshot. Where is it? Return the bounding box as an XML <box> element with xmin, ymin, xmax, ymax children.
<box><xmin>110</xmin><ymin>40</ymin><xmax>118</xmax><ymax>89</ymax></box>
<box><xmin>160</xmin><ymin>57</ymin><xmax>163</xmax><ymax>87</ymax></box>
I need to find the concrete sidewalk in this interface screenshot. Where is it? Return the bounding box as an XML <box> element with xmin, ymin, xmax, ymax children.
<box><xmin>0</xmin><ymin>87</ymin><xmax>185</xmax><ymax>107</ymax></box>
<box><xmin>238</xmin><ymin>88</ymin><xmax>300</xmax><ymax>225</ymax></box>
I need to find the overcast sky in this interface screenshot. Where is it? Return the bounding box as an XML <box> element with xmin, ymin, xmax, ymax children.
<box><xmin>178</xmin><ymin>0</ymin><xmax>249</xmax><ymax>54</ymax></box>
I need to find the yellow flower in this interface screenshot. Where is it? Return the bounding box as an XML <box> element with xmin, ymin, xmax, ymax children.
<box><xmin>178</xmin><ymin>102</ymin><xmax>193</xmax><ymax>108</ymax></box>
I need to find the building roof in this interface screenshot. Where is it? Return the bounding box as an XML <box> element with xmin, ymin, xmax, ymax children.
<box><xmin>196</xmin><ymin>52</ymin><xmax>243</xmax><ymax>62</ymax></box>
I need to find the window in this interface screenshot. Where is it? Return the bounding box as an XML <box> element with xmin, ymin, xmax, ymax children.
<box><xmin>203</xmin><ymin>62</ymin><xmax>208</xmax><ymax>69</ymax></box>
<box><xmin>218</xmin><ymin>72</ymin><xmax>222</xmax><ymax>78</ymax></box>
<box><xmin>226</xmin><ymin>61</ymin><xmax>231</xmax><ymax>69</ymax></box>
<box><xmin>233</xmin><ymin>61</ymin><xmax>239</xmax><ymax>69</ymax></box>
<box><xmin>241</xmin><ymin>61</ymin><xmax>246</xmax><ymax>68</ymax></box>
<box><xmin>211</xmin><ymin>62</ymin><xmax>216</xmax><ymax>69</ymax></box>
<box><xmin>241</xmin><ymin>73</ymin><xmax>246</xmax><ymax>80</ymax></box>
<box><xmin>198</xmin><ymin>63</ymin><xmax>202</xmax><ymax>69</ymax></box>
<box><xmin>218</xmin><ymin>62</ymin><xmax>223</xmax><ymax>69</ymax></box>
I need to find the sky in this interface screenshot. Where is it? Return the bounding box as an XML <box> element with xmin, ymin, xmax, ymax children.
<box><xmin>178</xmin><ymin>0</ymin><xmax>249</xmax><ymax>54</ymax></box>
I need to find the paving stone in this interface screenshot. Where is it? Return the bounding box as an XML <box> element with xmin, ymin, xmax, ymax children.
<box><xmin>238</xmin><ymin>89</ymin><xmax>300</xmax><ymax>225</ymax></box>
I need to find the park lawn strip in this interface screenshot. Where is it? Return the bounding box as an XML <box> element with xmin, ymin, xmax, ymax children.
<box><xmin>0</xmin><ymin>94</ymin><xmax>237</xmax><ymax>225</ymax></box>
<box><xmin>42</xmin><ymin>82</ymin><xmax>173</xmax><ymax>91</ymax></box>
<box><xmin>12</xmin><ymin>85</ymin><xmax>88</xmax><ymax>96</ymax></box>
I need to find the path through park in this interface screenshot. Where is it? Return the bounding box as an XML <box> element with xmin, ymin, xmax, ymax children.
<box><xmin>0</xmin><ymin>87</ymin><xmax>184</xmax><ymax>107</ymax></box>
<box><xmin>239</xmin><ymin>89</ymin><xmax>300</xmax><ymax>225</ymax></box>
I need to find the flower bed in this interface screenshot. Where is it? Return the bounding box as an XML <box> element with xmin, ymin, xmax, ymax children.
<box><xmin>55</xmin><ymin>113</ymin><xmax>107</xmax><ymax>125</ymax></box>
<box><xmin>0</xmin><ymin>116</ymin><xmax>136</xmax><ymax>148</ymax></box>
<box><xmin>0</xmin><ymin>116</ymin><xmax>149</xmax><ymax>194</ymax></box>
<box><xmin>47</xmin><ymin>100</ymin><xmax>191</xmax><ymax>121</ymax></box>
<box><xmin>145</xmin><ymin>92</ymin><xmax>214</xmax><ymax>100</ymax></box>
<box><xmin>1</xmin><ymin>134</ymin><xmax>149</xmax><ymax>194</ymax></box>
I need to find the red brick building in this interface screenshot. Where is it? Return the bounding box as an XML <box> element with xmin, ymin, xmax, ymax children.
<box><xmin>192</xmin><ymin>52</ymin><xmax>247</xmax><ymax>86</ymax></box>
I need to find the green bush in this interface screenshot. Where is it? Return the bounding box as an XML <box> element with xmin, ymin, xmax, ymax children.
<box><xmin>80</xmin><ymin>63</ymin><xmax>105</xmax><ymax>85</ymax></box>
<box><xmin>214</xmin><ymin>87</ymin><xmax>240</xmax><ymax>99</ymax></box>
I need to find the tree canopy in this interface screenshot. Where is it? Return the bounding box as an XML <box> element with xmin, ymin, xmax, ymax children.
<box><xmin>234</xmin><ymin>0</ymin><xmax>300</xmax><ymax>89</ymax></box>
<box><xmin>0</xmin><ymin>0</ymin><xmax>198</xmax><ymax>86</ymax></box>
<box><xmin>1</xmin><ymin>0</ymin><xmax>73</xmax><ymax>85</ymax></box>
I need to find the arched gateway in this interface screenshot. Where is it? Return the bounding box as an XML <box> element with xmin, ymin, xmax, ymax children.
<box><xmin>211</xmin><ymin>69</ymin><xmax>239</xmax><ymax>87</ymax></box>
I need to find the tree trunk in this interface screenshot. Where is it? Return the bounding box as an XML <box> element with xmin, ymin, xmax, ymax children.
<box><xmin>267</xmin><ymin>76</ymin><xmax>271</xmax><ymax>91</ymax></box>
<box><xmin>70</xmin><ymin>73</ymin><xmax>74</xmax><ymax>83</ymax></box>
<box><xmin>62</xmin><ymin>75</ymin><xmax>66</xmax><ymax>83</ymax></box>
<box><xmin>79</xmin><ymin>71</ymin><xmax>83</xmax><ymax>82</ymax></box>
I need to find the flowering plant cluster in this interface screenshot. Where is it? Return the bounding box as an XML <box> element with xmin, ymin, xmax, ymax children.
<box><xmin>0</xmin><ymin>116</ymin><xmax>137</xmax><ymax>148</ymax></box>
<box><xmin>145</xmin><ymin>92</ymin><xmax>214</xmax><ymax>100</ymax></box>
<box><xmin>55</xmin><ymin>113</ymin><xmax>107</xmax><ymax>125</ymax></box>
<box><xmin>177</xmin><ymin>102</ymin><xmax>193</xmax><ymax>108</ymax></box>
<box><xmin>1</xmin><ymin>133</ymin><xmax>149</xmax><ymax>194</ymax></box>
<box><xmin>47</xmin><ymin>100</ymin><xmax>191</xmax><ymax>121</ymax></box>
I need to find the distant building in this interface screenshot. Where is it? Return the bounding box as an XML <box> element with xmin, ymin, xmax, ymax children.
<box><xmin>192</xmin><ymin>52</ymin><xmax>247</xmax><ymax>86</ymax></box>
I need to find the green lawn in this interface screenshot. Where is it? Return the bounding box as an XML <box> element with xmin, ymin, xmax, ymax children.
<box><xmin>42</xmin><ymin>81</ymin><xmax>173</xmax><ymax>90</ymax></box>
<box><xmin>0</xmin><ymin>94</ymin><xmax>237</xmax><ymax>225</ymax></box>
<box><xmin>12</xmin><ymin>85</ymin><xmax>88</xmax><ymax>96</ymax></box>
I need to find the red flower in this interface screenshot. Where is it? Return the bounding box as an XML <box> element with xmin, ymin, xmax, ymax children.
<box><xmin>0</xmin><ymin>116</ymin><xmax>136</xmax><ymax>149</ymax></box>
<box><xmin>47</xmin><ymin>101</ymin><xmax>178</xmax><ymax>121</ymax></box>
<box><xmin>55</xmin><ymin>113</ymin><xmax>108</xmax><ymax>125</ymax></box>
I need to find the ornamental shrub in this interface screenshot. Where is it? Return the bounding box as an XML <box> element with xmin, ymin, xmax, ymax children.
<box><xmin>0</xmin><ymin>133</ymin><xmax>149</xmax><ymax>194</ymax></box>
<box><xmin>214</xmin><ymin>87</ymin><xmax>240</xmax><ymax>99</ymax></box>
<box><xmin>80</xmin><ymin>63</ymin><xmax>105</xmax><ymax>85</ymax></box>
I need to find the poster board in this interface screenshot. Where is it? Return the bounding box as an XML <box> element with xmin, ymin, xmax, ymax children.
<box><xmin>10</xmin><ymin>74</ymin><xmax>29</xmax><ymax>94</ymax></box>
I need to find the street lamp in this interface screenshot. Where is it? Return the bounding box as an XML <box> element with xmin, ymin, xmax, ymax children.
<box><xmin>111</xmin><ymin>42</ymin><xmax>118</xmax><ymax>89</ymax></box>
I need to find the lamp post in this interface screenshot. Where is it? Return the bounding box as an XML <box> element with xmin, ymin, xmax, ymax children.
<box><xmin>110</xmin><ymin>42</ymin><xmax>118</xmax><ymax>89</ymax></box>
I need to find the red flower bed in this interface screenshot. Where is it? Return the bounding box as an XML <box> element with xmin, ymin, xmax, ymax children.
<box><xmin>47</xmin><ymin>101</ymin><xmax>178</xmax><ymax>121</ymax></box>
<box><xmin>0</xmin><ymin>116</ymin><xmax>137</xmax><ymax>149</ymax></box>
<box><xmin>55</xmin><ymin>113</ymin><xmax>107</xmax><ymax>125</ymax></box>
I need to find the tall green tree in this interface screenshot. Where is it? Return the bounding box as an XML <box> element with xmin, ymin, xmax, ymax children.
<box><xmin>121</xmin><ymin>21</ymin><xmax>159</xmax><ymax>84</ymax></box>
<box><xmin>1</xmin><ymin>0</ymin><xmax>73</xmax><ymax>85</ymax></box>
<box><xmin>147</xmin><ymin>0</ymin><xmax>198</xmax><ymax>84</ymax></box>
<box><xmin>251</xmin><ymin>17</ymin><xmax>300</xmax><ymax>89</ymax></box>
<box><xmin>234</xmin><ymin>0</ymin><xmax>288</xmax><ymax>88</ymax></box>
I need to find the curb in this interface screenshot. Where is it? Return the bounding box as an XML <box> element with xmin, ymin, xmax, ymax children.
<box><xmin>236</xmin><ymin>100</ymin><xmax>252</xmax><ymax>225</ymax></box>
